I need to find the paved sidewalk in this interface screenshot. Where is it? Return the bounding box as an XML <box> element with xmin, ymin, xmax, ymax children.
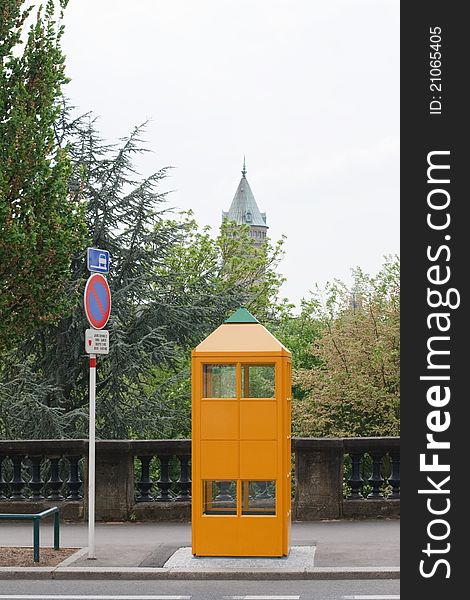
<box><xmin>0</xmin><ymin>520</ymin><xmax>399</xmax><ymax>580</ymax></box>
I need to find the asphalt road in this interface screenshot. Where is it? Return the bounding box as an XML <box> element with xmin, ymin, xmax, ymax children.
<box><xmin>0</xmin><ymin>578</ymin><xmax>400</xmax><ymax>600</ymax></box>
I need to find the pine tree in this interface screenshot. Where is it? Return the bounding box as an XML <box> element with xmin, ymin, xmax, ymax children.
<box><xmin>0</xmin><ymin>108</ymin><xmax>284</xmax><ymax>439</ymax></box>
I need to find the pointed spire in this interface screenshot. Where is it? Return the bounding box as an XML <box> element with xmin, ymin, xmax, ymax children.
<box><xmin>241</xmin><ymin>155</ymin><xmax>247</xmax><ymax>178</ymax></box>
<box><xmin>223</xmin><ymin>159</ymin><xmax>268</xmax><ymax>228</ymax></box>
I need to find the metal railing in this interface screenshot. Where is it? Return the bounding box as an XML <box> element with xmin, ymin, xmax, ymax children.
<box><xmin>0</xmin><ymin>506</ymin><xmax>60</xmax><ymax>562</ymax></box>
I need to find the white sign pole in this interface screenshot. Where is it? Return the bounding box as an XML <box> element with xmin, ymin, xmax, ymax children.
<box><xmin>84</xmin><ymin>248</ymin><xmax>110</xmax><ymax>561</ymax></box>
<box><xmin>88</xmin><ymin>353</ymin><xmax>97</xmax><ymax>559</ymax></box>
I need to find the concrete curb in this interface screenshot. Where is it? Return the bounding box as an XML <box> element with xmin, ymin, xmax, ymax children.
<box><xmin>55</xmin><ymin>547</ymin><xmax>88</xmax><ymax>568</ymax></box>
<box><xmin>0</xmin><ymin>565</ymin><xmax>400</xmax><ymax>581</ymax></box>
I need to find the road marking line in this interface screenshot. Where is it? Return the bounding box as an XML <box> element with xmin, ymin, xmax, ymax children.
<box><xmin>343</xmin><ymin>596</ymin><xmax>400</xmax><ymax>600</ymax></box>
<box><xmin>226</xmin><ymin>596</ymin><xmax>300</xmax><ymax>600</ymax></box>
<box><xmin>0</xmin><ymin>596</ymin><xmax>191</xmax><ymax>600</ymax></box>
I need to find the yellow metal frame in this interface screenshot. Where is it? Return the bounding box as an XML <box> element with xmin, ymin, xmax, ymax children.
<box><xmin>192</xmin><ymin>347</ymin><xmax>292</xmax><ymax>557</ymax></box>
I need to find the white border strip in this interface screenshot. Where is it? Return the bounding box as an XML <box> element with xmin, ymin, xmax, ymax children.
<box><xmin>0</xmin><ymin>596</ymin><xmax>191</xmax><ymax>600</ymax></box>
<box><xmin>343</xmin><ymin>596</ymin><xmax>400</xmax><ymax>600</ymax></box>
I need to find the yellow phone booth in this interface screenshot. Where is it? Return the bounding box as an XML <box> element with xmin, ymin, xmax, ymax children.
<box><xmin>191</xmin><ymin>308</ymin><xmax>292</xmax><ymax>557</ymax></box>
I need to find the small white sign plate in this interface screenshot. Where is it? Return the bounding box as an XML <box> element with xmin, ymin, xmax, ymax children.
<box><xmin>85</xmin><ymin>328</ymin><xmax>109</xmax><ymax>354</ymax></box>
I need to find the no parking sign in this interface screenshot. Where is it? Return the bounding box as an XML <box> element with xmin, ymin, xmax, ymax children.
<box><xmin>84</xmin><ymin>273</ymin><xmax>111</xmax><ymax>329</ymax></box>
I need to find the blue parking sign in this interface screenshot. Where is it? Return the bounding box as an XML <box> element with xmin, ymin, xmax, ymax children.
<box><xmin>87</xmin><ymin>247</ymin><xmax>110</xmax><ymax>274</ymax></box>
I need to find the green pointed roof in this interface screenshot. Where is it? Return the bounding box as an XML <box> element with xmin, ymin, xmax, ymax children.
<box><xmin>222</xmin><ymin>161</ymin><xmax>268</xmax><ymax>228</ymax></box>
<box><xmin>196</xmin><ymin>307</ymin><xmax>290</xmax><ymax>353</ymax></box>
<box><xmin>225</xmin><ymin>307</ymin><xmax>259</xmax><ymax>324</ymax></box>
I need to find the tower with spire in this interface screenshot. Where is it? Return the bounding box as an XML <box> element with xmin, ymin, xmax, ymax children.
<box><xmin>222</xmin><ymin>158</ymin><xmax>268</xmax><ymax>246</ymax></box>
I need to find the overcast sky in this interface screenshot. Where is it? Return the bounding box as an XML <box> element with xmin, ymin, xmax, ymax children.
<box><xmin>62</xmin><ymin>0</ymin><xmax>399</xmax><ymax>307</ymax></box>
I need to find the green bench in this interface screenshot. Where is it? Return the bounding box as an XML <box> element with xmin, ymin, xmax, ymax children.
<box><xmin>0</xmin><ymin>506</ymin><xmax>60</xmax><ymax>562</ymax></box>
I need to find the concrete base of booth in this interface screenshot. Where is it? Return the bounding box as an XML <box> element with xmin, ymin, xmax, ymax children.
<box><xmin>164</xmin><ymin>545</ymin><xmax>315</xmax><ymax>571</ymax></box>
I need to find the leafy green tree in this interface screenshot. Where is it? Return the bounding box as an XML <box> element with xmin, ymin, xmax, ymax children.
<box><xmin>158</xmin><ymin>214</ymin><xmax>285</xmax><ymax>322</ymax></box>
<box><xmin>217</xmin><ymin>219</ymin><xmax>285</xmax><ymax>320</ymax></box>
<box><xmin>0</xmin><ymin>0</ymin><xmax>86</xmax><ymax>348</ymax></box>
<box><xmin>267</xmin><ymin>298</ymin><xmax>322</xmax><ymax>372</ymax></box>
<box><xmin>292</xmin><ymin>257</ymin><xmax>400</xmax><ymax>437</ymax></box>
<box><xmin>266</xmin><ymin>298</ymin><xmax>323</xmax><ymax>402</ymax></box>
<box><xmin>145</xmin><ymin>214</ymin><xmax>286</xmax><ymax>437</ymax></box>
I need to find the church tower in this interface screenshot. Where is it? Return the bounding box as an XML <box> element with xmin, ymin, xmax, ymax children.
<box><xmin>222</xmin><ymin>159</ymin><xmax>268</xmax><ymax>245</ymax></box>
